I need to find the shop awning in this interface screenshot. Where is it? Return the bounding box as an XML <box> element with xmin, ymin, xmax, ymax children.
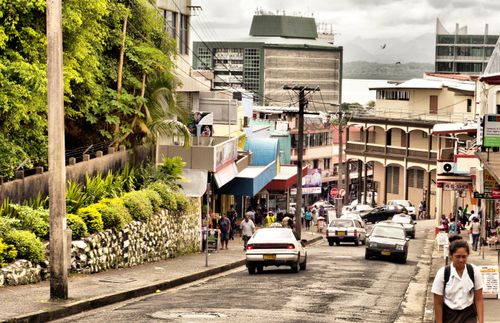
<box><xmin>432</xmin><ymin>122</ymin><xmax>477</xmax><ymax>135</ymax></box>
<box><xmin>217</xmin><ymin>162</ymin><xmax>277</xmax><ymax>196</ymax></box>
<box><xmin>265</xmin><ymin>165</ymin><xmax>308</xmax><ymax>191</ymax></box>
<box><xmin>476</xmin><ymin>152</ymin><xmax>500</xmax><ymax>184</ymax></box>
<box><xmin>177</xmin><ymin>169</ymin><xmax>208</xmax><ymax>197</ymax></box>
<box><xmin>214</xmin><ymin>162</ymin><xmax>238</xmax><ymax>188</ymax></box>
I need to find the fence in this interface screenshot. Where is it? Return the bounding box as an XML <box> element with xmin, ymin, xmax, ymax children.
<box><xmin>0</xmin><ymin>145</ymin><xmax>153</xmax><ymax>204</ymax></box>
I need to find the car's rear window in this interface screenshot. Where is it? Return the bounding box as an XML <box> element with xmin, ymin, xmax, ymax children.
<box><xmin>330</xmin><ymin>220</ymin><xmax>353</xmax><ymax>227</ymax></box>
<box><xmin>392</xmin><ymin>215</ymin><xmax>412</xmax><ymax>224</ymax></box>
<box><xmin>371</xmin><ymin>225</ymin><xmax>405</xmax><ymax>239</ymax></box>
<box><xmin>253</xmin><ymin>228</ymin><xmax>293</xmax><ymax>240</ymax></box>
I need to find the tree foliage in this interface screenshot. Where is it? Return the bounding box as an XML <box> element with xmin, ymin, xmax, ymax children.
<box><xmin>0</xmin><ymin>0</ymin><xmax>189</xmax><ymax>180</ymax></box>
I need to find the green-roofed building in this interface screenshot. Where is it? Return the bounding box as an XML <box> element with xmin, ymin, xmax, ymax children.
<box><xmin>192</xmin><ymin>14</ymin><xmax>343</xmax><ymax>107</ymax></box>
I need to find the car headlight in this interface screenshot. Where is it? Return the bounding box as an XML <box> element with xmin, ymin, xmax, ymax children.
<box><xmin>369</xmin><ymin>242</ymin><xmax>377</xmax><ymax>248</ymax></box>
<box><xmin>396</xmin><ymin>245</ymin><xmax>404</xmax><ymax>251</ymax></box>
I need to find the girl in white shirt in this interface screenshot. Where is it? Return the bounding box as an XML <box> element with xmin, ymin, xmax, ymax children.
<box><xmin>431</xmin><ymin>239</ymin><xmax>484</xmax><ymax>323</ymax></box>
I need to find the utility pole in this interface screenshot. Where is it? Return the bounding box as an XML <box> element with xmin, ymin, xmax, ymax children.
<box><xmin>337</xmin><ymin>108</ymin><xmax>343</xmax><ymax>217</ymax></box>
<box><xmin>47</xmin><ymin>0</ymin><xmax>68</xmax><ymax>299</ymax></box>
<box><xmin>283</xmin><ymin>85</ymin><xmax>319</xmax><ymax>239</ymax></box>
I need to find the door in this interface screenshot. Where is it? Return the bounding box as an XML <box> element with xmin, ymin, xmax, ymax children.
<box><xmin>429</xmin><ymin>95</ymin><xmax>438</xmax><ymax>114</ymax></box>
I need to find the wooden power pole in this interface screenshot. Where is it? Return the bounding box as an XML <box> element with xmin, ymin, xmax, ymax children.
<box><xmin>47</xmin><ymin>0</ymin><xmax>68</xmax><ymax>299</ymax></box>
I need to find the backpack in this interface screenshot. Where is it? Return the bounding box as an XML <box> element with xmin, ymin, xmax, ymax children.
<box><xmin>443</xmin><ymin>264</ymin><xmax>475</xmax><ymax>296</ymax></box>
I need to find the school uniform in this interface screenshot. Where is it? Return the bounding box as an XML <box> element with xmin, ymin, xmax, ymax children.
<box><xmin>431</xmin><ymin>263</ymin><xmax>483</xmax><ymax>323</ymax></box>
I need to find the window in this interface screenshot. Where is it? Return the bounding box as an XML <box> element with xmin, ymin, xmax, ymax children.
<box><xmin>179</xmin><ymin>14</ymin><xmax>188</xmax><ymax>55</ymax></box>
<box><xmin>324</xmin><ymin>158</ymin><xmax>331</xmax><ymax>170</ymax></box>
<box><xmin>376</xmin><ymin>90</ymin><xmax>409</xmax><ymax>101</ymax></box>
<box><xmin>386</xmin><ymin>166</ymin><xmax>400</xmax><ymax>194</ymax></box>
<box><xmin>408</xmin><ymin>169</ymin><xmax>424</xmax><ymax>188</ymax></box>
<box><xmin>313</xmin><ymin>159</ymin><xmax>319</xmax><ymax>169</ymax></box>
<box><xmin>467</xmin><ymin>99</ymin><xmax>472</xmax><ymax>113</ymax></box>
<box><xmin>429</xmin><ymin>95</ymin><xmax>438</xmax><ymax>114</ymax></box>
<box><xmin>163</xmin><ymin>10</ymin><xmax>177</xmax><ymax>39</ymax></box>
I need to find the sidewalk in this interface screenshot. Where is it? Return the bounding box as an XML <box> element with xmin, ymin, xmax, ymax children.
<box><xmin>0</xmin><ymin>231</ymin><xmax>323</xmax><ymax>323</ymax></box>
<box><xmin>423</xmin><ymin>233</ymin><xmax>500</xmax><ymax>323</ymax></box>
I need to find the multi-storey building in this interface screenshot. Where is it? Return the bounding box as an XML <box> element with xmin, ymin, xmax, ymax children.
<box><xmin>345</xmin><ymin>74</ymin><xmax>476</xmax><ymax>218</ymax></box>
<box><xmin>192</xmin><ymin>14</ymin><xmax>342</xmax><ymax>106</ymax></box>
<box><xmin>435</xmin><ymin>18</ymin><xmax>499</xmax><ymax>75</ymax></box>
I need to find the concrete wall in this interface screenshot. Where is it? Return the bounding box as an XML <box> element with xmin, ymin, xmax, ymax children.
<box><xmin>0</xmin><ymin>146</ymin><xmax>152</xmax><ymax>204</ymax></box>
<box><xmin>409</xmin><ymin>130</ymin><xmax>429</xmax><ymax>150</ymax></box>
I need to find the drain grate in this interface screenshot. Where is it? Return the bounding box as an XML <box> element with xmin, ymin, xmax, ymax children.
<box><xmin>151</xmin><ymin>311</ymin><xmax>227</xmax><ymax>319</ymax></box>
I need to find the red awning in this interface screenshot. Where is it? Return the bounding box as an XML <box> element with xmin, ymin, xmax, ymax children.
<box><xmin>265</xmin><ymin>165</ymin><xmax>308</xmax><ymax>191</ymax></box>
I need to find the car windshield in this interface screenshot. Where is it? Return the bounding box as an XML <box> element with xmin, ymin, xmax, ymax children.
<box><xmin>330</xmin><ymin>220</ymin><xmax>353</xmax><ymax>227</ymax></box>
<box><xmin>392</xmin><ymin>215</ymin><xmax>412</xmax><ymax>224</ymax></box>
<box><xmin>391</xmin><ymin>200</ymin><xmax>410</xmax><ymax>207</ymax></box>
<box><xmin>371</xmin><ymin>226</ymin><xmax>405</xmax><ymax>239</ymax></box>
<box><xmin>253</xmin><ymin>228</ymin><xmax>293</xmax><ymax>240</ymax></box>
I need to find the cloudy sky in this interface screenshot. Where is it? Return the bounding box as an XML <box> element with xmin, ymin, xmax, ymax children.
<box><xmin>191</xmin><ymin>0</ymin><xmax>500</xmax><ymax>63</ymax></box>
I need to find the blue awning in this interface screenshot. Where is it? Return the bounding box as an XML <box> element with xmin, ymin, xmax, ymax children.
<box><xmin>217</xmin><ymin>138</ymin><xmax>279</xmax><ymax>196</ymax></box>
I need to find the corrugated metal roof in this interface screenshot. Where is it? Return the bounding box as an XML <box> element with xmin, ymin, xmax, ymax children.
<box><xmin>369</xmin><ymin>78</ymin><xmax>474</xmax><ymax>92</ymax></box>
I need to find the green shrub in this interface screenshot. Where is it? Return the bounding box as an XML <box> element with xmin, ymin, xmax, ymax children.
<box><xmin>77</xmin><ymin>205</ymin><xmax>104</xmax><ymax>234</ymax></box>
<box><xmin>98</xmin><ymin>198</ymin><xmax>133</xmax><ymax>231</ymax></box>
<box><xmin>0</xmin><ymin>197</ymin><xmax>16</xmax><ymax>218</ymax></box>
<box><xmin>174</xmin><ymin>191</ymin><xmax>189</xmax><ymax>213</ymax></box>
<box><xmin>143</xmin><ymin>189</ymin><xmax>162</xmax><ymax>213</ymax></box>
<box><xmin>66</xmin><ymin>214</ymin><xmax>89</xmax><ymax>240</ymax></box>
<box><xmin>0</xmin><ymin>237</ymin><xmax>17</xmax><ymax>267</ymax></box>
<box><xmin>5</xmin><ymin>230</ymin><xmax>45</xmax><ymax>263</ymax></box>
<box><xmin>66</xmin><ymin>180</ymin><xmax>89</xmax><ymax>214</ymax></box>
<box><xmin>10</xmin><ymin>205</ymin><xmax>49</xmax><ymax>239</ymax></box>
<box><xmin>0</xmin><ymin>217</ymin><xmax>20</xmax><ymax>239</ymax></box>
<box><xmin>123</xmin><ymin>191</ymin><xmax>153</xmax><ymax>222</ymax></box>
<box><xmin>146</xmin><ymin>182</ymin><xmax>177</xmax><ymax>210</ymax></box>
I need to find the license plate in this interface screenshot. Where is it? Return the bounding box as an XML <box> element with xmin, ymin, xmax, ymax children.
<box><xmin>336</xmin><ymin>231</ymin><xmax>346</xmax><ymax>235</ymax></box>
<box><xmin>381</xmin><ymin>250</ymin><xmax>391</xmax><ymax>256</ymax></box>
<box><xmin>263</xmin><ymin>254</ymin><xmax>276</xmax><ymax>260</ymax></box>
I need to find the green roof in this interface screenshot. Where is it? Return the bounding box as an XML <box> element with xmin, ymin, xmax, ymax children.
<box><xmin>249</xmin><ymin>15</ymin><xmax>318</xmax><ymax>39</ymax></box>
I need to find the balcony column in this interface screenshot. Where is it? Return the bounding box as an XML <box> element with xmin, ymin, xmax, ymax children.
<box><xmin>383</xmin><ymin>166</ymin><xmax>388</xmax><ymax>205</ymax></box>
<box><xmin>436</xmin><ymin>134</ymin><xmax>443</xmax><ymax>224</ymax></box>
<box><xmin>404</xmin><ymin>128</ymin><xmax>410</xmax><ymax>200</ymax></box>
<box><xmin>357</xmin><ymin>159</ymin><xmax>363</xmax><ymax>204</ymax></box>
<box><xmin>345</xmin><ymin>159</ymin><xmax>350</xmax><ymax>204</ymax></box>
<box><xmin>363</xmin><ymin>162</ymin><xmax>368</xmax><ymax>205</ymax></box>
<box><xmin>427</xmin><ymin>130</ymin><xmax>432</xmax><ymax>160</ymax></box>
<box><xmin>426</xmin><ymin>170</ymin><xmax>432</xmax><ymax>219</ymax></box>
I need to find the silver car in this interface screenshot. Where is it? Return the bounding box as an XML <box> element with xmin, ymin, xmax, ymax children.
<box><xmin>326</xmin><ymin>218</ymin><xmax>366</xmax><ymax>246</ymax></box>
<box><xmin>365</xmin><ymin>222</ymin><xmax>410</xmax><ymax>263</ymax></box>
<box><xmin>245</xmin><ymin>228</ymin><xmax>307</xmax><ymax>274</ymax></box>
<box><xmin>391</xmin><ymin>214</ymin><xmax>416</xmax><ymax>238</ymax></box>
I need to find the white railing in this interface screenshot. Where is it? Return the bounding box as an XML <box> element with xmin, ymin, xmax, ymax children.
<box><xmin>358</xmin><ymin>107</ymin><xmax>475</xmax><ymax>123</ymax></box>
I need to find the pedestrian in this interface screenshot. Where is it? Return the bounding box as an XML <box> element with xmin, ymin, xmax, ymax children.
<box><xmin>227</xmin><ymin>204</ymin><xmax>237</xmax><ymax>240</ymax></box>
<box><xmin>462</xmin><ymin>204</ymin><xmax>469</xmax><ymax>226</ymax></box>
<box><xmin>440</xmin><ymin>214</ymin><xmax>449</xmax><ymax>232</ymax></box>
<box><xmin>431</xmin><ymin>239</ymin><xmax>484</xmax><ymax>323</ymax></box>
<box><xmin>418</xmin><ymin>201</ymin><xmax>424</xmax><ymax>219</ymax></box>
<box><xmin>470</xmin><ymin>217</ymin><xmax>481</xmax><ymax>252</ymax></box>
<box><xmin>448</xmin><ymin>218</ymin><xmax>457</xmax><ymax>236</ymax></box>
<box><xmin>240</xmin><ymin>214</ymin><xmax>255</xmax><ymax>250</ymax></box>
<box><xmin>264</xmin><ymin>211</ymin><xmax>274</xmax><ymax>227</ymax></box>
<box><xmin>245</xmin><ymin>207</ymin><xmax>255</xmax><ymax>223</ymax></box>
<box><xmin>305</xmin><ymin>207</ymin><xmax>312</xmax><ymax>230</ymax></box>
<box><xmin>218</xmin><ymin>213</ymin><xmax>231</xmax><ymax>250</ymax></box>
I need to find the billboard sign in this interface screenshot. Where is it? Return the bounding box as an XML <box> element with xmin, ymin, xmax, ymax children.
<box><xmin>188</xmin><ymin>111</ymin><xmax>213</xmax><ymax>137</ymax></box>
<box><xmin>483</xmin><ymin>114</ymin><xmax>500</xmax><ymax>148</ymax></box>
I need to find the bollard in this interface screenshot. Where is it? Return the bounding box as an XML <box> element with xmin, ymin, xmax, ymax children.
<box><xmin>15</xmin><ymin>170</ymin><xmax>24</xmax><ymax>180</ymax></box>
<box><xmin>108</xmin><ymin>147</ymin><xmax>115</xmax><ymax>154</ymax></box>
<box><xmin>35</xmin><ymin>166</ymin><xmax>44</xmax><ymax>174</ymax></box>
<box><xmin>83</xmin><ymin>154</ymin><xmax>90</xmax><ymax>161</ymax></box>
<box><xmin>96</xmin><ymin>151</ymin><xmax>103</xmax><ymax>158</ymax></box>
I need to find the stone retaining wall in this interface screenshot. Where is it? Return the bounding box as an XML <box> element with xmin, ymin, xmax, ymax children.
<box><xmin>0</xmin><ymin>200</ymin><xmax>201</xmax><ymax>286</ymax></box>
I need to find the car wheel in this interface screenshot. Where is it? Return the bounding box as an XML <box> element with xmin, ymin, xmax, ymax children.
<box><xmin>328</xmin><ymin>240</ymin><xmax>334</xmax><ymax>246</ymax></box>
<box><xmin>291</xmin><ymin>257</ymin><xmax>300</xmax><ymax>273</ymax></box>
<box><xmin>299</xmin><ymin>255</ymin><xmax>307</xmax><ymax>271</ymax></box>
<box><xmin>354</xmin><ymin>238</ymin><xmax>359</xmax><ymax>246</ymax></box>
<box><xmin>364</xmin><ymin>250</ymin><xmax>370</xmax><ymax>260</ymax></box>
<box><xmin>248</xmin><ymin>265</ymin><xmax>256</xmax><ymax>275</ymax></box>
<box><xmin>401</xmin><ymin>254</ymin><xmax>407</xmax><ymax>264</ymax></box>
<box><xmin>361</xmin><ymin>238</ymin><xmax>366</xmax><ymax>245</ymax></box>
<box><xmin>257</xmin><ymin>266</ymin><xmax>264</xmax><ymax>274</ymax></box>
<box><xmin>335</xmin><ymin>241</ymin><xmax>340</xmax><ymax>246</ymax></box>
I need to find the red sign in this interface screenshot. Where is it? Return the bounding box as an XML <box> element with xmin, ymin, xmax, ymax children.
<box><xmin>492</xmin><ymin>189</ymin><xmax>500</xmax><ymax>199</ymax></box>
<box><xmin>339</xmin><ymin>188</ymin><xmax>346</xmax><ymax>197</ymax></box>
<box><xmin>330</xmin><ymin>187</ymin><xmax>338</xmax><ymax>197</ymax></box>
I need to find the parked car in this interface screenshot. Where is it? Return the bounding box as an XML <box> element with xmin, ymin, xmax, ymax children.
<box><xmin>365</xmin><ymin>222</ymin><xmax>410</xmax><ymax>263</ymax></box>
<box><xmin>391</xmin><ymin>214</ymin><xmax>416</xmax><ymax>238</ymax></box>
<box><xmin>340</xmin><ymin>213</ymin><xmax>366</xmax><ymax>227</ymax></box>
<box><xmin>344</xmin><ymin>204</ymin><xmax>374</xmax><ymax>217</ymax></box>
<box><xmin>326</xmin><ymin>218</ymin><xmax>366</xmax><ymax>246</ymax></box>
<box><xmin>387</xmin><ymin>200</ymin><xmax>416</xmax><ymax>220</ymax></box>
<box><xmin>361</xmin><ymin>206</ymin><xmax>403</xmax><ymax>224</ymax></box>
<box><xmin>245</xmin><ymin>227</ymin><xmax>307</xmax><ymax>274</ymax></box>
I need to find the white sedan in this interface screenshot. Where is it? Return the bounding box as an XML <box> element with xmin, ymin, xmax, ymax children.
<box><xmin>245</xmin><ymin>228</ymin><xmax>307</xmax><ymax>274</ymax></box>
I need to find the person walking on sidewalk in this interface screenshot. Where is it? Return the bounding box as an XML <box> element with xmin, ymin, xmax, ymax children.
<box><xmin>470</xmin><ymin>217</ymin><xmax>481</xmax><ymax>252</ymax></box>
<box><xmin>431</xmin><ymin>239</ymin><xmax>484</xmax><ymax>323</ymax></box>
<box><xmin>240</xmin><ymin>214</ymin><xmax>255</xmax><ymax>250</ymax></box>
<box><xmin>218</xmin><ymin>213</ymin><xmax>231</xmax><ymax>250</ymax></box>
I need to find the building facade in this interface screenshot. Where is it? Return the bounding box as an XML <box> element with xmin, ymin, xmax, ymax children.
<box><xmin>192</xmin><ymin>14</ymin><xmax>342</xmax><ymax>107</ymax></box>
<box><xmin>435</xmin><ymin>18</ymin><xmax>499</xmax><ymax>75</ymax></box>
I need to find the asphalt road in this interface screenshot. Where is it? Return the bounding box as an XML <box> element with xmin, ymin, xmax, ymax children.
<box><xmin>56</xmin><ymin>225</ymin><xmax>429</xmax><ymax>323</ymax></box>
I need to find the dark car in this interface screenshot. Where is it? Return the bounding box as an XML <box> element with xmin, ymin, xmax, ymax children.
<box><xmin>365</xmin><ymin>222</ymin><xmax>410</xmax><ymax>263</ymax></box>
<box><xmin>360</xmin><ymin>205</ymin><xmax>404</xmax><ymax>224</ymax></box>
<box><xmin>391</xmin><ymin>214</ymin><xmax>416</xmax><ymax>238</ymax></box>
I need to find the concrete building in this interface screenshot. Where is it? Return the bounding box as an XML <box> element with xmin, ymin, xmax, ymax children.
<box><xmin>435</xmin><ymin>18</ymin><xmax>499</xmax><ymax>75</ymax></box>
<box><xmin>345</xmin><ymin>74</ymin><xmax>477</xmax><ymax>218</ymax></box>
<box><xmin>192</xmin><ymin>14</ymin><xmax>342</xmax><ymax>107</ymax></box>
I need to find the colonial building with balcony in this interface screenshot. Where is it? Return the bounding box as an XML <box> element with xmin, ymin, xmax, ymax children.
<box><xmin>345</xmin><ymin>74</ymin><xmax>476</xmax><ymax>218</ymax></box>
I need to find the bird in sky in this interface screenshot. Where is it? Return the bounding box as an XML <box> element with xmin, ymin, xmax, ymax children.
<box><xmin>381</xmin><ymin>44</ymin><xmax>386</xmax><ymax>49</ymax></box>
<box><xmin>395</xmin><ymin>61</ymin><xmax>401</xmax><ymax>65</ymax></box>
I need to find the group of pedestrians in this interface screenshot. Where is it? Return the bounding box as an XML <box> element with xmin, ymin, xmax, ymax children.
<box><xmin>438</xmin><ymin>205</ymin><xmax>483</xmax><ymax>252</ymax></box>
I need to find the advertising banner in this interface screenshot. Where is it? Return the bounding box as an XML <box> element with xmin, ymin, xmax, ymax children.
<box><xmin>479</xmin><ymin>265</ymin><xmax>499</xmax><ymax>299</ymax></box>
<box><xmin>483</xmin><ymin>114</ymin><xmax>500</xmax><ymax>148</ymax></box>
<box><xmin>188</xmin><ymin>111</ymin><xmax>213</xmax><ymax>137</ymax></box>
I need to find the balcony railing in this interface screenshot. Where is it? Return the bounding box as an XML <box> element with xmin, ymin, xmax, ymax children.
<box><xmin>354</xmin><ymin>107</ymin><xmax>474</xmax><ymax>123</ymax></box>
<box><xmin>346</xmin><ymin>142</ymin><xmax>438</xmax><ymax>162</ymax></box>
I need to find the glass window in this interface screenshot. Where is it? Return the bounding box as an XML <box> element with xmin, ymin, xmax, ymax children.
<box><xmin>372</xmin><ymin>225</ymin><xmax>405</xmax><ymax>239</ymax></box>
<box><xmin>387</xmin><ymin>166</ymin><xmax>399</xmax><ymax>194</ymax></box>
<box><xmin>163</xmin><ymin>10</ymin><xmax>177</xmax><ymax>39</ymax></box>
<box><xmin>179</xmin><ymin>14</ymin><xmax>188</xmax><ymax>55</ymax></box>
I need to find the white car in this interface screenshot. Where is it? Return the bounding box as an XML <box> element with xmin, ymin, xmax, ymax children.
<box><xmin>387</xmin><ymin>200</ymin><xmax>416</xmax><ymax>219</ymax></box>
<box><xmin>340</xmin><ymin>213</ymin><xmax>366</xmax><ymax>227</ymax></box>
<box><xmin>245</xmin><ymin>228</ymin><xmax>307</xmax><ymax>274</ymax></box>
<box><xmin>326</xmin><ymin>218</ymin><xmax>367</xmax><ymax>246</ymax></box>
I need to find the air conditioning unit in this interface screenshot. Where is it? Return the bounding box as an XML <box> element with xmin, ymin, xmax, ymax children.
<box><xmin>438</xmin><ymin>162</ymin><xmax>455</xmax><ymax>174</ymax></box>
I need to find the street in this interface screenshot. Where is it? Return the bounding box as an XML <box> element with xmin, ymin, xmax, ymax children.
<box><xmin>55</xmin><ymin>222</ymin><xmax>432</xmax><ymax>323</ymax></box>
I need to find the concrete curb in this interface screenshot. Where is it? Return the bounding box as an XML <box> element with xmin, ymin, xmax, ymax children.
<box><xmin>394</xmin><ymin>228</ymin><xmax>436</xmax><ymax>323</ymax></box>
<box><xmin>7</xmin><ymin>235</ymin><xmax>323</xmax><ymax>323</ymax></box>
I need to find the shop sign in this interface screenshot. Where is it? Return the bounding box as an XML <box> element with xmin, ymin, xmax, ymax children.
<box><xmin>215</xmin><ymin>138</ymin><xmax>238</xmax><ymax>171</ymax></box>
<box><xmin>479</xmin><ymin>266</ymin><xmax>499</xmax><ymax>299</ymax></box>
<box><xmin>442</xmin><ymin>183</ymin><xmax>470</xmax><ymax>191</ymax></box>
<box><xmin>483</xmin><ymin>169</ymin><xmax>499</xmax><ymax>193</ymax></box>
<box><xmin>290</xmin><ymin>187</ymin><xmax>322</xmax><ymax>195</ymax></box>
<box><xmin>483</xmin><ymin>114</ymin><xmax>500</xmax><ymax>148</ymax></box>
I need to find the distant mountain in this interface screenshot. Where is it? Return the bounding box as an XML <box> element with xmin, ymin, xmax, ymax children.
<box><xmin>343</xmin><ymin>61</ymin><xmax>434</xmax><ymax>80</ymax></box>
